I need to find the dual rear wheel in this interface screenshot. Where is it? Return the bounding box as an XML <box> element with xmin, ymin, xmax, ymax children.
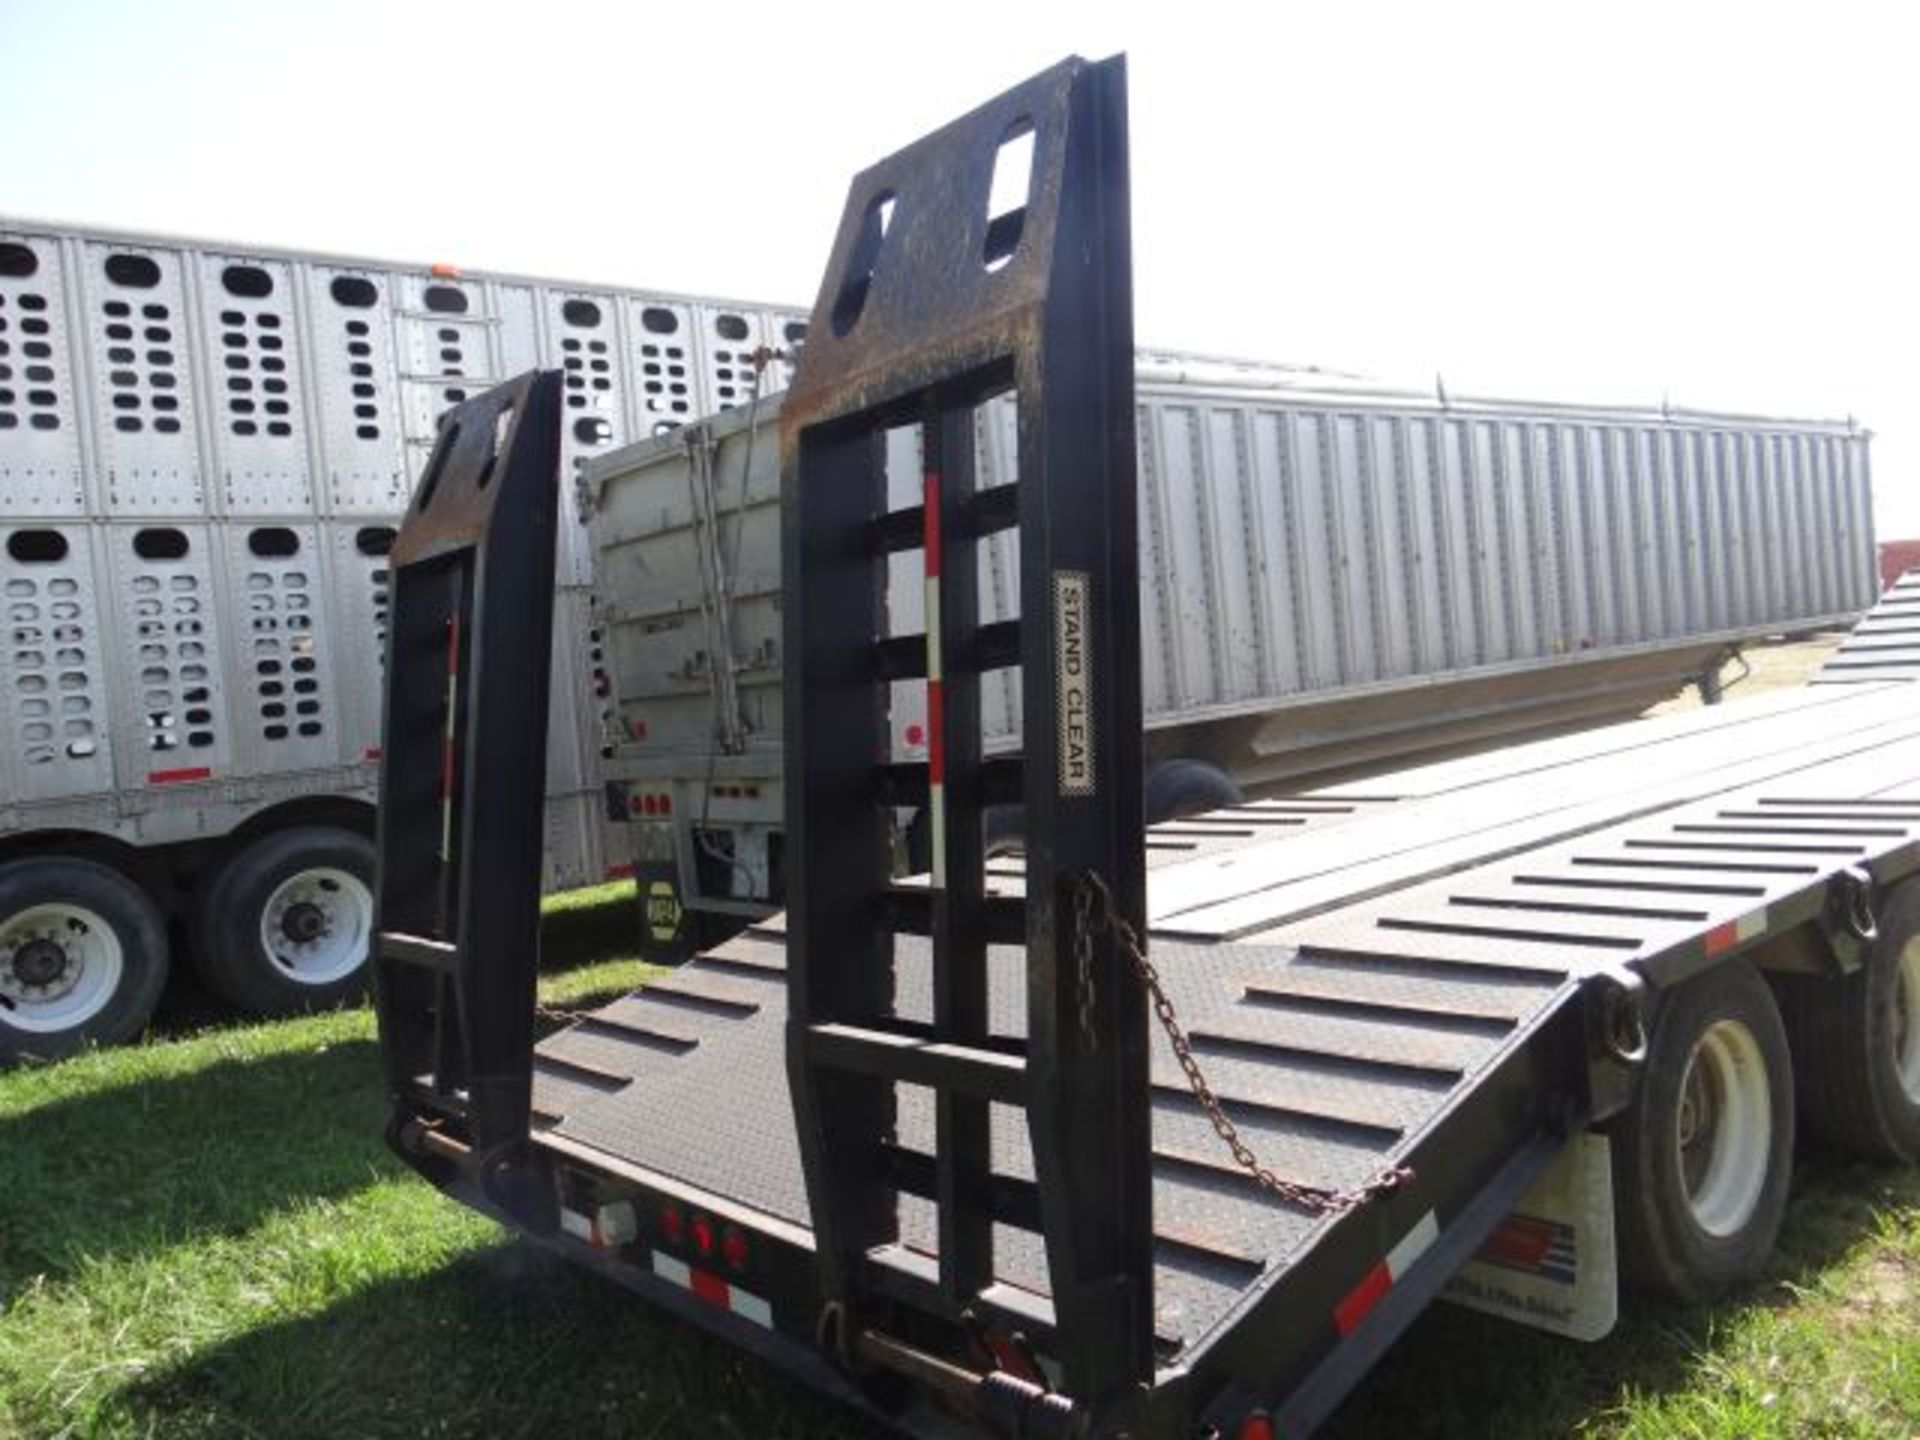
<box><xmin>0</xmin><ymin>825</ymin><xmax>374</xmax><ymax>1064</ymax></box>
<box><xmin>1616</xmin><ymin>878</ymin><xmax>1920</xmax><ymax>1303</ymax></box>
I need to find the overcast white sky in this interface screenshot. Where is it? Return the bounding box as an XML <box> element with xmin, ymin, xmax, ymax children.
<box><xmin>4</xmin><ymin>0</ymin><xmax>1914</xmax><ymax>535</ymax></box>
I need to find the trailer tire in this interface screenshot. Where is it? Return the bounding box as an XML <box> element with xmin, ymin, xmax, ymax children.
<box><xmin>1613</xmin><ymin>959</ymin><xmax>1794</xmax><ymax>1304</ymax></box>
<box><xmin>904</xmin><ymin>804</ymin><xmax>1026</xmax><ymax>874</ymax></box>
<box><xmin>1145</xmin><ymin>758</ymin><xmax>1243</xmax><ymax>825</ymax></box>
<box><xmin>193</xmin><ymin>826</ymin><xmax>375</xmax><ymax>1016</ymax></box>
<box><xmin>0</xmin><ymin>856</ymin><xmax>169</xmax><ymax>1063</ymax></box>
<box><xmin>1778</xmin><ymin>879</ymin><xmax>1920</xmax><ymax>1163</ymax></box>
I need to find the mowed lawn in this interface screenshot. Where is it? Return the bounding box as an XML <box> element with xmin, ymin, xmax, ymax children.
<box><xmin>4</xmin><ymin>640</ymin><xmax>1918</xmax><ymax>1438</ymax></box>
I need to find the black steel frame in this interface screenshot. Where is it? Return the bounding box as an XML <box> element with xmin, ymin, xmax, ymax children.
<box><xmin>372</xmin><ymin>370</ymin><xmax>563</xmax><ymax>1230</ymax></box>
<box><xmin>778</xmin><ymin>54</ymin><xmax>1152</xmax><ymax>1421</ymax></box>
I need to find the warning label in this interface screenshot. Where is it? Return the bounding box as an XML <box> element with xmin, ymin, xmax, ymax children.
<box><xmin>1055</xmin><ymin>571</ymin><xmax>1093</xmax><ymax>796</ymax></box>
<box><xmin>646</xmin><ymin>880</ymin><xmax>683</xmax><ymax>944</ymax></box>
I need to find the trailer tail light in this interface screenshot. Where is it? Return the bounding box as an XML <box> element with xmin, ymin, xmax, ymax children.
<box><xmin>721</xmin><ymin>1223</ymin><xmax>749</xmax><ymax>1272</ymax></box>
<box><xmin>657</xmin><ymin>794</ymin><xmax>672</xmax><ymax>815</ymax></box>
<box><xmin>658</xmin><ymin>1201</ymin><xmax>684</xmax><ymax>1245</ymax></box>
<box><xmin>1236</xmin><ymin>1412</ymin><xmax>1276</xmax><ymax>1440</ymax></box>
<box><xmin>690</xmin><ymin>1214</ymin><xmax>716</xmax><ymax>1259</ymax></box>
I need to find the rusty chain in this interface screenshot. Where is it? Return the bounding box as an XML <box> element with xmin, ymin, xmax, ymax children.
<box><xmin>1074</xmin><ymin>871</ymin><xmax>1413</xmax><ymax>1215</ymax></box>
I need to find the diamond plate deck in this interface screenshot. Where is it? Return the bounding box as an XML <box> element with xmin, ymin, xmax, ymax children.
<box><xmin>533</xmin><ymin>681</ymin><xmax>1920</xmax><ymax>1354</ymax></box>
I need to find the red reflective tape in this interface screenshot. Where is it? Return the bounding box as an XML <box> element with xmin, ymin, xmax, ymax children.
<box><xmin>147</xmin><ymin>766</ymin><xmax>212</xmax><ymax>786</ymax></box>
<box><xmin>926</xmin><ymin>679</ymin><xmax>945</xmax><ymax>784</ymax></box>
<box><xmin>1332</xmin><ymin>1260</ymin><xmax>1392</xmax><ymax>1338</ymax></box>
<box><xmin>605</xmin><ymin>862</ymin><xmax>636</xmax><ymax>879</ymax></box>
<box><xmin>922</xmin><ymin>470</ymin><xmax>941</xmax><ymax>577</ymax></box>
<box><xmin>689</xmin><ymin>1267</ymin><xmax>730</xmax><ymax>1309</ymax></box>
<box><xmin>363</xmin><ymin>746</ymin><xmax>383</xmax><ymax>761</ymax></box>
<box><xmin>1705</xmin><ymin>920</ymin><xmax>1739</xmax><ymax>956</ymax></box>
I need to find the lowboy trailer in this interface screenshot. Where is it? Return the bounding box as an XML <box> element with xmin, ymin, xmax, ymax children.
<box><xmin>372</xmin><ymin>57</ymin><xmax>1920</xmax><ymax>1438</ymax></box>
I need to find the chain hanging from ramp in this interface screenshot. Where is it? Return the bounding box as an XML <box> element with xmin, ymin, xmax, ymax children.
<box><xmin>1072</xmin><ymin>871</ymin><xmax>1415</xmax><ymax>1214</ymax></box>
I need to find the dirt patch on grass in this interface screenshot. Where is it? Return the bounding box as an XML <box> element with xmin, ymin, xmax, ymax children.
<box><xmin>1833</xmin><ymin>1251</ymin><xmax>1919</xmax><ymax>1332</ymax></box>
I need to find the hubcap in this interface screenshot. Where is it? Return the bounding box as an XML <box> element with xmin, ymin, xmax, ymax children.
<box><xmin>258</xmin><ymin>867</ymin><xmax>373</xmax><ymax>987</ymax></box>
<box><xmin>280</xmin><ymin>901</ymin><xmax>327</xmax><ymax>945</ymax></box>
<box><xmin>12</xmin><ymin>938</ymin><xmax>67</xmax><ymax>989</ymax></box>
<box><xmin>1675</xmin><ymin>1018</ymin><xmax>1772</xmax><ymax>1238</ymax></box>
<box><xmin>1895</xmin><ymin>936</ymin><xmax>1920</xmax><ymax>1105</ymax></box>
<box><xmin>0</xmin><ymin>903</ymin><xmax>125</xmax><ymax>1033</ymax></box>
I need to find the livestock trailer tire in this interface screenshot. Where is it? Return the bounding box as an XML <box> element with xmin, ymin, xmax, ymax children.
<box><xmin>194</xmin><ymin>827</ymin><xmax>375</xmax><ymax>1016</ymax></box>
<box><xmin>1778</xmin><ymin>879</ymin><xmax>1920</xmax><ymax>1163</ymax></box>
<box><xmin>1145</xmin><ymin>758</ymin><xmax>1243</xmax><ymax>825</ymax></box>
<box><xmin>1613</xmin><ymin>959</ymin><xmax>1795</xmax><ymax>1304</ymax></box>
<box><xmin>904</xmin><ymin>804</ymin><xmax>1026</xmax><ymax>873</ymax></box>
<box><xmin>0</xmin><ymin>857</ymin><xmax>169</xmax><ymax>1063</ymax></box>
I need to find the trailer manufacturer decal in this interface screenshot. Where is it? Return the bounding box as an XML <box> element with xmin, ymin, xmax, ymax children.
<box><xmin>1055</xmin><ymin>570</ymin><xmax>1093</xmax><ymax>796</ymax></box>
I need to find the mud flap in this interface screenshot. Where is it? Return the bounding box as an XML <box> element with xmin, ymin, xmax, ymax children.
<box><xmin>1440</xmin><ymin>1132</ymin><xmax>1618</xmax><ymax>1341</ymax></box>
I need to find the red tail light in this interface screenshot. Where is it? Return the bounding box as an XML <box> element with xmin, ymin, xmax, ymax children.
<box><xmin>658</xmin><ymin>1201</ymin><xmax>684</xmax><ymax>1245</ymax></box>
<box><xmin>690</xmin><ymin>1214</ymin><xmax>715</xmax><ymax>1258</ymax></box>
<box><xmin>721</xmin><ymin>1224</ymin><xmax>749</xmax><ymax>1271</ymax></box>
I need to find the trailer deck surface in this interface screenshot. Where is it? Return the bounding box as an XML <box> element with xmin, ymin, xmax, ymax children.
<box><xmin>531</xmin><ymin>663</ymin><xmax>1920</xmax><ymax>1351</ymax></box>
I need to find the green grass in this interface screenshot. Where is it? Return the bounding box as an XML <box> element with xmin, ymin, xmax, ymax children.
<box><xmin>2</xmin><ymin>881</ymin><xmax>1917</xmax><ymax>1438</ymax></box>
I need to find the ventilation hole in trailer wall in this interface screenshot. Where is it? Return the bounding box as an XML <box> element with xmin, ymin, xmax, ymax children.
<box><xmin>331</xmin><ymin>275</ymin><xmax>377</xmax><ymax>307</ymax></box>
<box><xmin>104</xmin><ymin>254</ymin><xmax>161</xmax><ymax>288</ymax></box>
<box><xmin>563</xmin><ymin>298</ymin><xmax>603</xmax><ymax>328</ymax></box>
<box><xmin>0</xmin><ymin>243</ymin><xmax>38</xmax><ymax>278</ymax></box>
<box><xmin>714</xmin><ymin>313</ymin><xmax>749</xmax><ymax>343</ymax></box>
<box><xmin>574</xmin><ymin>416</ymin><xmax>612</xmax><ymax>445</ymax></box>
<box><xmin>641</xmin><ymin>306</ymin><xmax>679</xmax><ymax>335</ymax></box>
<box><xmin>8</xmin><ymin>530</ymin><xmax>68</xmax><ymax>563</ymax></box>
<box><xmin>133</xmin><ymin>527</ymin><xmax>188</xmax><ymax>561</ymax></box>
<box><xmin>248</xmin><ymin>527</ymin><xmax>299</xmax><ymax>558</ymax></box>
<box><xmin>221</xmin><ymin>264</ymin><xmax>273</xmax><ymax>298</ymax></box>
<box><xmin>355</xmin><ymin>526</ymin><xmax>395</xmax><ymax>557</ymax></box>
<box><xmin>424</xmin><ymin>284</ymin><xmax>468</xmax><ymax>314</ymax></box>
<box><xmin>784</xmin><ymin>320</ymin><xmax>808</xmax><ymax>344</ymax></box>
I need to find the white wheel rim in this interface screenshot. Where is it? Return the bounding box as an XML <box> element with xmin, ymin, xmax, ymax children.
<box><xmin>0</xmin><ymin>902</ymin><xmax>125</xmax><ymax>1034</ymax></box>
<box><xmin>1895</xmin><ymin>936</ymin><xmax>1920</xmax><ymax>1105</ymax></box>
<box><xmin>1675</xmin><ymin>1018</ymin><xmax>1773</xmax><ymax>1238</ymax></box>
<box><xmin>258</xmin><ymin>867</ymin><xmax>372</xmax><ymax>987</ymax></box>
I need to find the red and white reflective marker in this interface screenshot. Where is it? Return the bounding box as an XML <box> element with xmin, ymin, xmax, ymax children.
<box><xmin>651</xmin><ymin>1251</ymin><xmax>774</xmax><ymax>1329</ymax></box>
<box><xmin>1705</xmin><ymin>907</ymin><xmax>1768</xmax><ymax>956</ymax></box>
<box><xmin>1332</xmin><ymin>1210</ymin><xmax>1439</xmax><ymax>1337</ymax></box>
<box><xmin>922</xmin><ymin>468</ymin><xmax>947</xmax><ymax>888</ymax></box>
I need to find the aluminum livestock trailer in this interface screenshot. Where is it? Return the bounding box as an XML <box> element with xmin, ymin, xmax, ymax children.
<box><xmin>0</xmin><ymin>216</ymin><xmax>807</xmax><ymax>1058</ymax></box>
<box><xmin>373</xmin><ymin>58</ymin><xmax>1920</xmax><ymax>1439</ymax></box>
<box><xmin>586</xmin><ymin>361</ymin><xmax>1875</xmax><ymax>957</ymax></box>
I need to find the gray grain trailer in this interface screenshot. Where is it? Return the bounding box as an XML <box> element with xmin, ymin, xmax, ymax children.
<box><xmin>0</xmin><ymin>216</ymin><xmax>807</xmax><ymax>1059</ymax></box>
<box><xmin>586</xmin><ymin>359</ymin><xmax>1876</xmax><ymax>955</ymax></box>
<box><xmin>373</xmin><ymin>58</ymin><xmax>1920</xmax><ymax>1439</ymax></box>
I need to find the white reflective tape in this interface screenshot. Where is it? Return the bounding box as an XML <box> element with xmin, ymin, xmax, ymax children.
<box><xmin>559</xmin><ymin>1208</ymin><xmax>595</xmax><ymax>1243</ymax></box>
<box><xmin>729</xmin><ymin>1287</ymin><xmax>774</xmax><ymax>1329</ymax></box>
<box><xmin>924</xmin><ymin>580</ymin><xmax>943</xmax><ymax>681</ymax></box>
<box><xmin>930</xmin><ymin>785</ymin><xmax>948</xmax><ymax>888</ymax></box>
<box><xmin>1385</xmin><ymin>1210</ymin><xmax>1440</xmax><ymax>1281</ymax></box>
<box><xmin>1737</xmin><ymin>908</ymin><xmax>1767</xmax><ymax>942</ymax></box>
<box><xmin>652</xmin><ymin>1251</ymin><xmax>692</xmax><ymax>1289</ymax></box>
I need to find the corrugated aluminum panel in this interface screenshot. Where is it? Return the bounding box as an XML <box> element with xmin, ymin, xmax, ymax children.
<box><xmin>0</xmin><ymin>216</ymin><xmax>805</xmax><ymax>889</ymax></box>
<box><xmin>588</xmin><ymin>379</ymin><xmax>1876</xmax><ymax>775</ymax></box>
